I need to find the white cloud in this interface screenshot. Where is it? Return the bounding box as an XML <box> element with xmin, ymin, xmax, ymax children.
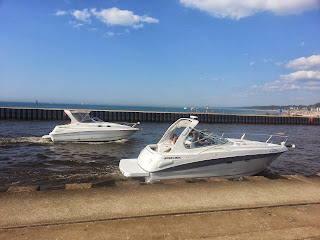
<box><xmin>250</xmin><ymin>70</ymin><xmax>320</xmax><ymax>92</ymax></box>
<box><xmin>280</xmin><ymin>70</ymin><xmax>320</xmax><ymax>82</ymax></box>
<box><xmin>106</xmin><ymin>32</ymin><xmax>115</xmax><ymax>37</ymax></box>
<box><xmin>251</xmin><ymin>55</ymin><xmax>320</xmax><ymax>93</ymax></box>
<box><xmin>275</xmin><ymin>62</ymin><xmax>284</xmax><ymax>67</ymax></box>
<box><xmin>179</xmin><ymin>0</ymin><xmax>320</xmax><ymax>20</ymax></box>
<box><xmin>55</xmin><ymin>10</ymin><xmax>68</xmax><ymax>16</ymax></box>
<box><xmin>233</xmin><ymin>91</ymin><xmax>259</xmax><ymax>98</ymax></box>
<box><xmin>251</xmin><ymin>80</ymin><xmax>301</xmax><ymax>92</ymax></box>
<box><xmin>69</xmin><ymin>21</ymin><xmax>83</xmax><ymax>28</ymax></box>
<box><xmin>286</xmin><ymin>55</ymin><xmax>320</xmax><ymax>70</ymax></box>
<box><xmin>90</xmin><ymin>7</ymin><xmax>159</xmax><ymax>28</ymax></box>
<box><xmin>73</xmin><ymin>23</ymin><xmax>83</xmax><ymax>28</ymax></box>
<box><xmin>57</xmin><ymin>7</ymin><xmax>158</xmax><ymax>31</ymax></box>
<box><xmin>72</xmin><ymin>9</ymin><xmax>91</xmax><ymax>22</ymax></box>
<box><xmin>262</xmin><ymin>59</ymin><xmax>272</xmax><ymax>63</ymax></box>
<box><xmin>305</xmin><ymin>81</ymin><xmax>320</xmax><ymax>86</ymax></box>
<box><xmin>132</xmin><ymin>24</ymin><xmax>144</xmax><ymax>29</ymax></box>
<box><xmin>304</xmin><ymin>86</ymin><xmax>320</xmax><ymax>90</ymax></box>
<box><xmin>249</xmin><ymin>61</ymin><xmax>255</xmax><ymax>67</ymax></box>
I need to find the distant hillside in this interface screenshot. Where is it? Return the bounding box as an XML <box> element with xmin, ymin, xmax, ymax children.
<box><xmin>247</xmin><ymin>102</ymin><xmax>320</xmax><ymax>110</ymax></box>
<box><xmin>313</xmin><ymin>102</ymin><xmax>320</xmax><ymax>108</ymax></box>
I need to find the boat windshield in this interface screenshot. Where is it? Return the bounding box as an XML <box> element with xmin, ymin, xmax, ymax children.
<box><xmin>185</xmin><ymin>128</ymin><xmax>228</xmax><ymax>148</ymax></box>
<box><xmin>72</xmin><ymin>112</ymin><xmax>103</xmax><ymax>123</ymax></box>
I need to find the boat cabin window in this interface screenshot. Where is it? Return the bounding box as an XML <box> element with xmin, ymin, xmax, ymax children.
<box><xmin>91</xmin><ymin>117</ymin><xmax>104</xmax><ymax>122</ymax></box>
<box><xmin>184</xmin><ymin>129</ymin><xmax>228</xmax><ymax>148</ymax></box>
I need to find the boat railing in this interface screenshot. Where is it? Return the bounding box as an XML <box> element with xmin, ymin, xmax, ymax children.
<box><xmin>221</xmin><ymin>132</ymin><xmax>288</xmax><ymax>144</ymax></box>
<box><xmin>117</xmin><ymin>122</ymin><xmax>140</xmax><ymax>128</ymax></box>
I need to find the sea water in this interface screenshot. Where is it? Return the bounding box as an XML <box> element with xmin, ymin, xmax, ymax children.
<box><xmin>0</xmin><ymin>101</ymin><xmax>279</xmax><ymax>115</ymax></box>
<box><xmin>0</xmin><ymin>119</ymin><xmax>319</xmax><ymax>191</ymax></box>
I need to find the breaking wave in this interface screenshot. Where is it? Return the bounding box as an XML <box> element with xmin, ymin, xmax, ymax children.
<box><xmin>0</xmin><ymin>137</ymin><xmax>52</xmax><ymax>144</ymax></box>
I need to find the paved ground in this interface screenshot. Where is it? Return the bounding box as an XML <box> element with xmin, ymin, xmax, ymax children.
<box><xmin>1</xmin><ymin>175</ymin><xmax>320</xmax><ymax>239</ymax></box>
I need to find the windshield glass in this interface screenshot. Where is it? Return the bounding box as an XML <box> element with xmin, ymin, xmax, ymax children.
<box><xmin>72</xmin><ymin>113</ymin><xmax>89</xmax><ymax>122</ymax></box>
<box><xmin>184</xmin><ymin>128</ymin><xmax>228</xmax><ymax>148</ymax></box>
<box><xmin>71</xmin><ymin>113</ymin><xmax>103</xmax><ymax>123</ymax></box>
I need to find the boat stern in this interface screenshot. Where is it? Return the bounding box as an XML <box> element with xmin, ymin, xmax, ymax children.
<box><xmin>119</xmin><ymin>158</ymin><xmax>149</xmax><ymax>178</ymax></box>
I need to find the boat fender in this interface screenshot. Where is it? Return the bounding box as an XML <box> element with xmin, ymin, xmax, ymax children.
<box><xmin>158</xmin><ymin>160</ymin><xmax>173</xmax><ymax>168</ymax></box>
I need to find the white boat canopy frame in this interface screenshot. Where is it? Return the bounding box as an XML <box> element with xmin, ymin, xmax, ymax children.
<box><xmin>157</xmin><ymin>118</ymin><xmax>197</xmax><ymax>145</ymax></box>
<box><xmin>157</xmin><ymin>117</ymin><xmax>229</xmax><ymax>153</ymax></box>
<box><xmin>64</xmin><ymin>110</ymin><xmax>103</xmax><ymax>124</ymax></box>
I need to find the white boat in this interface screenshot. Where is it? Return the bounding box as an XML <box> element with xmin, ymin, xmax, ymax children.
<box><xmin>119</xmin><ymin>116</ymin><xmax>294</xmax><ymax>181</ymax></box>
<box><xmin>42</xmin><ymin>110</ymin><xmax>140</xmax><ymax>142</ymax></box>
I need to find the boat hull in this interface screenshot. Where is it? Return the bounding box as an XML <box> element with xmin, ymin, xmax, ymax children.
<box><xmin>148</xmin><ymin>154</ymin><xmax>279</xmax><ymax>181</ymax></box>
<box><xmin>120</xmin><ymin>153</ymin><xmax>282</xmax><ymax>181</ymax></box>
<box><xmin>48</xmin><ymin>129</ymin><xmax>138</xmax><ymax>142</ymax></box>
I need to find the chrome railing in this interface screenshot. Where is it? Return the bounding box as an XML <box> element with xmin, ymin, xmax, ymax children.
<box><xmin>220</xmin><ymin>132</ymin><xmax>288</xmax><ymax>144</ymax></box>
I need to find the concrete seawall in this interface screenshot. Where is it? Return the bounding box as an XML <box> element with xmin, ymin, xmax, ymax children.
<box><xmin>1</xmin><ymin>107</ymin><xmax>320</xmax><ymax>125</ymax></box>
<box><xmin>1</xmin><ymin>175</ymin><xmax>320</xmax><ymax>239</ymax></box>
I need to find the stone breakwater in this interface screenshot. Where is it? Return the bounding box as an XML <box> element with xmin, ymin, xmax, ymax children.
<box><xmin>2</xmin><ymin>173</ymin><xmax>320</xmax><ymax>192</ymax></box>
<box><xmin>1</xmin><ymin>174</ymin><xmax>320</xmax><ymax>239</ymax></box>
<box><xmin>1</xmin><ymin>107</ymin><xmax>320</xmax><ymax>125</ymax></box>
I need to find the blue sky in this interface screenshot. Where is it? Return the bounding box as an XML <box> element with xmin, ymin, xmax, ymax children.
<box><xmin>1</xmin><ymin>0</ymin><xmax>320</xmax><ymax>107</ymax></box>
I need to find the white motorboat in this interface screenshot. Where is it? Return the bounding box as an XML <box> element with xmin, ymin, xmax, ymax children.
<box><xmin>119</xmin><ymin>116</ymin><xmax>294</xmax><ymax>181</ymax></box>
<box><xmin>42</xmin><ymin>110</ymin><xmax>140</xmax><ymax>142</ymax></box>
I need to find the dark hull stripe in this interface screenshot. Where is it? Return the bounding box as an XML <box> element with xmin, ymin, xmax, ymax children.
<box><xmin>154</xmin><ymin>152</ymin><xmax>283</xmax><ymax>173</ymax></box>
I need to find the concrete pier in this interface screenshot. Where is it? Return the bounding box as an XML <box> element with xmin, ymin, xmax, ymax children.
<box><xmin>1</xmin><ymin>107</ymin><xmax>320</xmax><ymax>125</ymax></box>
<box><xmin>1</xmin><ymin>175</ymin><xmax>320</xmax><ymax>239</ymax></box>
